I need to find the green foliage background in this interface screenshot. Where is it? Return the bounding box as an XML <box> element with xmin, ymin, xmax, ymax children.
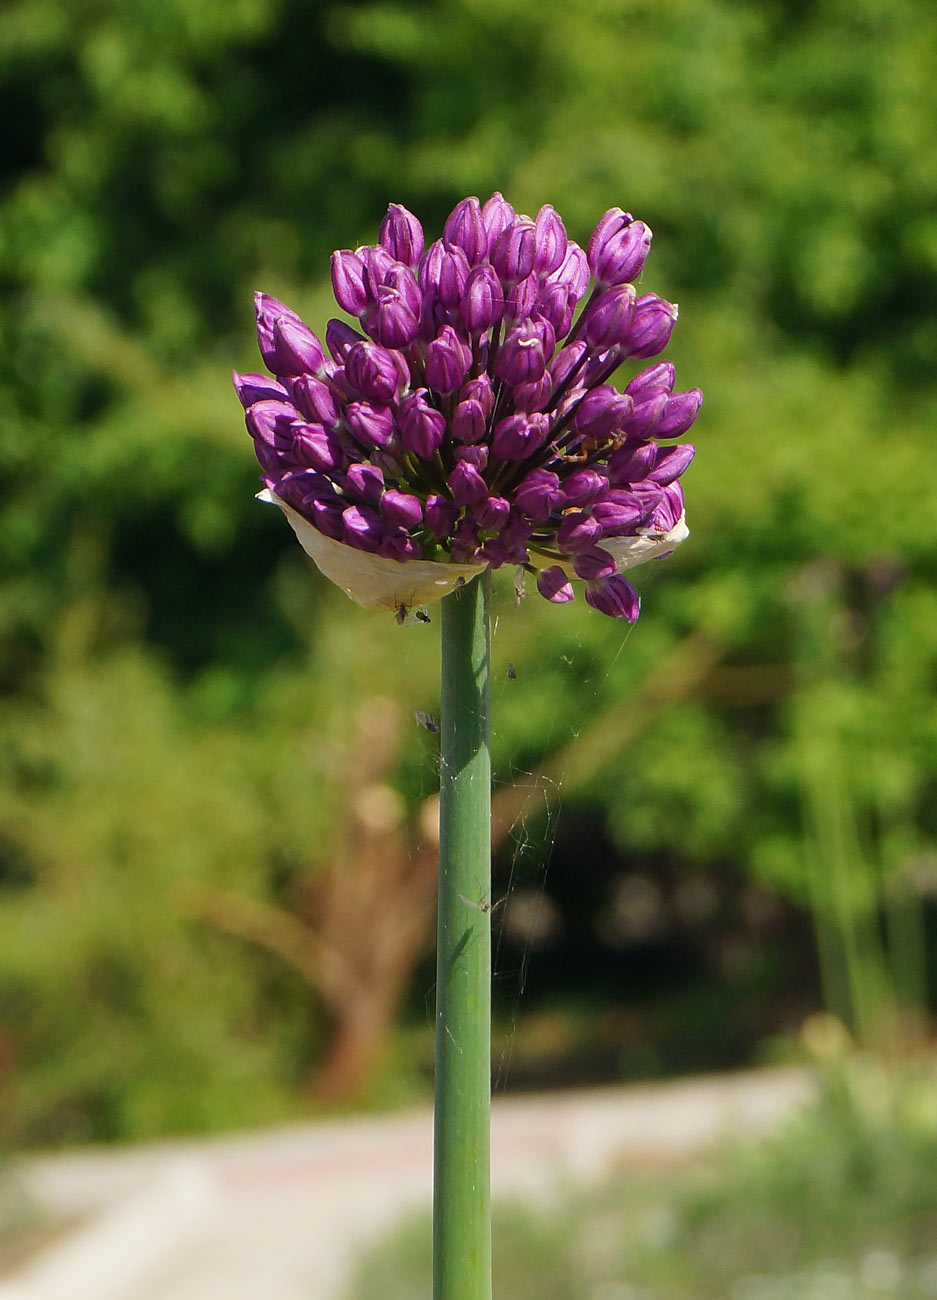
<box><xmin>1</xmin><ymin>0</ymin><xmax>936</xmax><ymax>1144</ymax></box>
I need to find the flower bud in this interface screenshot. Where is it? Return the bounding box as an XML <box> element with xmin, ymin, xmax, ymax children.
<box><xmin>621</xmin><ymin>388</ymin><xmax>669</xmax><ymax>441</ymax></box>
<box><xmin>246</xmin><ymin>399</ymin><xmax>296</xmax><ymax>471</ymax></box>
<box><xmin>450</xmin><ymin>516</ymin><xmax>482</xmax><ymax>563</ymax></box>
<box><xmin>342</xmin><ymin>503</ymin><xmax>385</xmax><ymax>552</ymax></box>
<box><xmin>425</xmin><ymin>494</ymin><xmax>459</xmax><ymax>537</ymax></box>
<box><xmin>449</xmin><ymin>460</ymin><xmax>489</xmax><ymax>506</ymax></box>
<box><xmin>454</xmin><ymin>444</ymin><xmax>488</xmax><ymax>470</ymax></box>
<box><xmin>425</xmin><ymin>325</ymin><xmax>472</xmax><ymax>394</ymax></box>
<box><xmin>291</xmin><ymin>422</ymin><xmax>344</xmax><ymax>473</ymax></box>
<box><xmin>648</xmin><ymin>483</ymin><xmax>685</xmax><ymax>534</ymax></box>
<box><xmin>608</xmin><ymin>441</ymin><xmax>658</xmax><ymax>484</ymax></box>
<box><xmin>233</xmin><ymin>371</ymin><xmax>288</xmax><ymax>408</ymax></box>
<box><xmin>330</xmin><ymin>250</ymin><xmax>370</xmax><ymax>316</ymax></box>
<box><xmin>647</xmin><ymin>443</ymin><xmax>695</xmax><ymax>486</ymax></box>
<box><xmin>657</xmin><ymin>388</ymin><xmax>703</xmax><ymax>438</ymax></box>
<box><xmin>344</xmin><ymin>341</ymin><xmax>400</xmax><ymax>402</ymax></box>
<box><xmin>270</xmin><ymin>316</ymin><xmax>324</xmax><ymax>376</ymax></box>
<box><xmin>626</xmin><ymin>362</ymin><xmax>676</xmax><ymax>400</ymax></box>
<box><xmin>549</xmin><ymin>341</ymin><xmax>588</xmax><ymax>391</ymax></box>
<box><xmin>561</xmin><ymin>467</ymin><xmax>608</xmax><ymax>506</ymax></box>
<box><xmin>444</xmin><ymin>196</ymin><xmax>488</xmax><ymax>265</ymax></box>
<box><xmin>481</xmin><ymin>192</ymin><xmax>516</xmax><ymax>245</ymax></box>
<box><xmin>474</xmin><ymin>495</ymin><xmax>510</xmax><ymax>531</ymax></box>
<box><xmin>534</xmin><ymin>282</ymin><xmax>576</xmax><ymax>337</ymax></box>
<box><xmin>514</xmin><ymin>468</ymin><xmax>563</xmax><ymax>522</ymax></box>
<box><xmin>573</xmin><ymin>548</ymin><xmax>617</xmax><ymax>581</ymax></box>
<box><xmin>533</xmin><ymin>204</ymin><xmax>568</xmax><ymax>276</ymax></box>
<box><xmin>572</xmin><ymin>385</ymin><xmax>634</xmax><ymax>437</ymax></box>
<box><xmin>459</xmin><ymin>264</ymin><xmax>504</xmax><ymax>331</ymax></box>
<box><xmin>254</xmin><ymin>292</ymin><xmax>301</xmax><ymax>371</ymax></box>
<box><xmin>435</xmin><ymin>245</ymin><xmax>471</xmax><ymax>311</ymax></box>
<box><xmin>380</xmin><ymin>489</ymin><xmax>423</xmax><ymax>529</ymax></box>
<box><xmin>582</xmin><ymin>284</ymin><xmax>637</xmax><ymax>349</ymax></box>
<box><xmin>452</xmin><ymin>397</ymin><xmax>488</xmax><ymax>444</ymax></box>
<box><xmin>291</xmin><ymin>374</ymin><xmax>340</xmax><ymax>426</ymax></box>
<box><xmin>344</xmin><ymin>461</ymin><xmax>385</xmax><ymax>504</ymax></box>
<box><xmin>398</xmin><ymin>389</ymin><xmax>446</xmax><ymax>457</ymax></box>
<box><xmin>325</xmin><ymin>318</ymin><xmax>366</xmax><ymax>362</ymax></box>
<box><xmin>556</xmin><ymin>510</ymin><xmax>602</xmax><ymax>552</ymax></box>
<box><xmin>310</xmin><ymin>497</ymin><xmax>346</xmax><ymax>540</ymax></box>
<box><xmin>345</xmin><ymin>400</ymin><xmax>396</xmax><ymax>448</ymax></box>
<box><xmin>366</xmin><ymin>262</ymin><xmax>422</xmax><ymax>347</ymax></box>
<box><xmin>491</xmin><ymin>217</ymin><xmax>537</xmax><ymax>284</ymax></box>
<box><xmin>491</xmin><ymin>412</ymin><xmax>550</xmax><ymax>460</ymax></box>
<box><xmin>381</xmin><ymin>530</ymin><xmax>422</xmax><ymax>561</ymax></box>
<box><xmin>587</xmin><ymin>209</ymin><xmax>632</xmax><ymax>264</ymax></box>
<box><xmin>504</xmin><ymin>274</ymin><xmax>538</xmax><ymax>322</ymax></box>
<box><xmin>584</xmin><ymin>573</ymin><xmax>641</xmax><ymax>621</ymax></box>
<box><xmin>623</xmin><ymin>295</ymin><xmax>678</xmax><ymax>359</ymax></box>
<box><xmin>495</xmin><ymin>318</ymin><xmax>555</xmax><ymax>387</ymax></box>
<box><xmin>379</xmin><ymin>203</ymin><xmax>425</xmax><ymax>269</ymax></box>
<box><xmin>589</xmin><ymin>213</ymin><xmax>652</xmax><ymax>287</ymax></box>
<box><xmin>362</xmin><ymin>245</ymin><xmax>396</xmax><ymax>298</ymax></box>
<box><xmin>592</xmin><ymin>496</ymin><xmax>646</xmax><ymax>534</ymax></box>
<box><xmin>460</xmin><ymin>374</ymin><xmax>495</xmax><ymax>417</ymax></box>
<box><xmin>536</xmin><ymin>566</ymin><xmax>575</xmax><ymax>604</ymax></box>
<box><xmin>511</xmin><ymin>373</ymin><xmax>553</xmax><ymax>412</ymax></box>
<box><xmin>274</xmin><ymin>469</ymin><xmax>331</xmax><ymax>514</ymax></box>
<box><xmin>548</xmin><ymin>241</ymin><xmax>590</xmax><ymax>301</ymax></box>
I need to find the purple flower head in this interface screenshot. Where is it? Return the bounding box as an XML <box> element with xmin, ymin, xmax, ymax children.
<box><xmin>240</xmin><ymin>195</ymin><xmax>700</xmax><ymax>618</ymax></box>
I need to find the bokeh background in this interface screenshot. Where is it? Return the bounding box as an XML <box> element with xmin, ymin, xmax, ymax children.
<box><xmin>1</xmin><ymin>0</ymin><xmax>937</xmax><ymax>1152</ymax></box>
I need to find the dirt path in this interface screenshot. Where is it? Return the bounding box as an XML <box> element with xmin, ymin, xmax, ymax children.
<box><xmin>1</xmin><ymin>1067</ymin><xmax>816</xmax><ymax>1300</ymax></box>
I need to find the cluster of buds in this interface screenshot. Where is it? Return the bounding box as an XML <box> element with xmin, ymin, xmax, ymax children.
<box><xmin>235</xmin><ymin>195</ymin><xmax>701</xmax><ymax>620</ymax></box>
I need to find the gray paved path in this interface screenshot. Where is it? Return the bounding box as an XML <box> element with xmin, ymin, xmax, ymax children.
<box><xmin>1</xmin><ymin>1067</ymin><xmax>816</xmax><ymax>1300</ymax></box>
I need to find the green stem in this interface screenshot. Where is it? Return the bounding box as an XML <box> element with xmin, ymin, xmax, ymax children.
<box><xmin>434</xmin><ymin>568</ymin><xmax>492</xmax><ymax>1300</ymax></box>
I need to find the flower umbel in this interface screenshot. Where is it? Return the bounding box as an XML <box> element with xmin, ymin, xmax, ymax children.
<box><xmin>236</xmin><ymin>196</ymin><xmax>702</xmax><ymax>619</ymax></box>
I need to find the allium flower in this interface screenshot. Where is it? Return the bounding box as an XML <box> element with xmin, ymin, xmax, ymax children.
<box><xmin>236</xmin><ymin>197</ymin><xmax>702</xmax><ymax>620</ymax></box>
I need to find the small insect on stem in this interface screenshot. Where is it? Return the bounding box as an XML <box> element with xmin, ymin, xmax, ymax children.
<box><xmin>458</xmin><ymin>893</ymin><xmax>506</xmax><ymax>915</ymax></box>
<box><xmin>415</xmin><ymin>710</ymin><xmax>439</xmax><ymax>733</ymax></box>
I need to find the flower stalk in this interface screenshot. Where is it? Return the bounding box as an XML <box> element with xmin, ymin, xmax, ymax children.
<box><xmin>434</xmin><ymin>568</ymin><xmax>492</xmax><ymax>1300</ymax></box>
